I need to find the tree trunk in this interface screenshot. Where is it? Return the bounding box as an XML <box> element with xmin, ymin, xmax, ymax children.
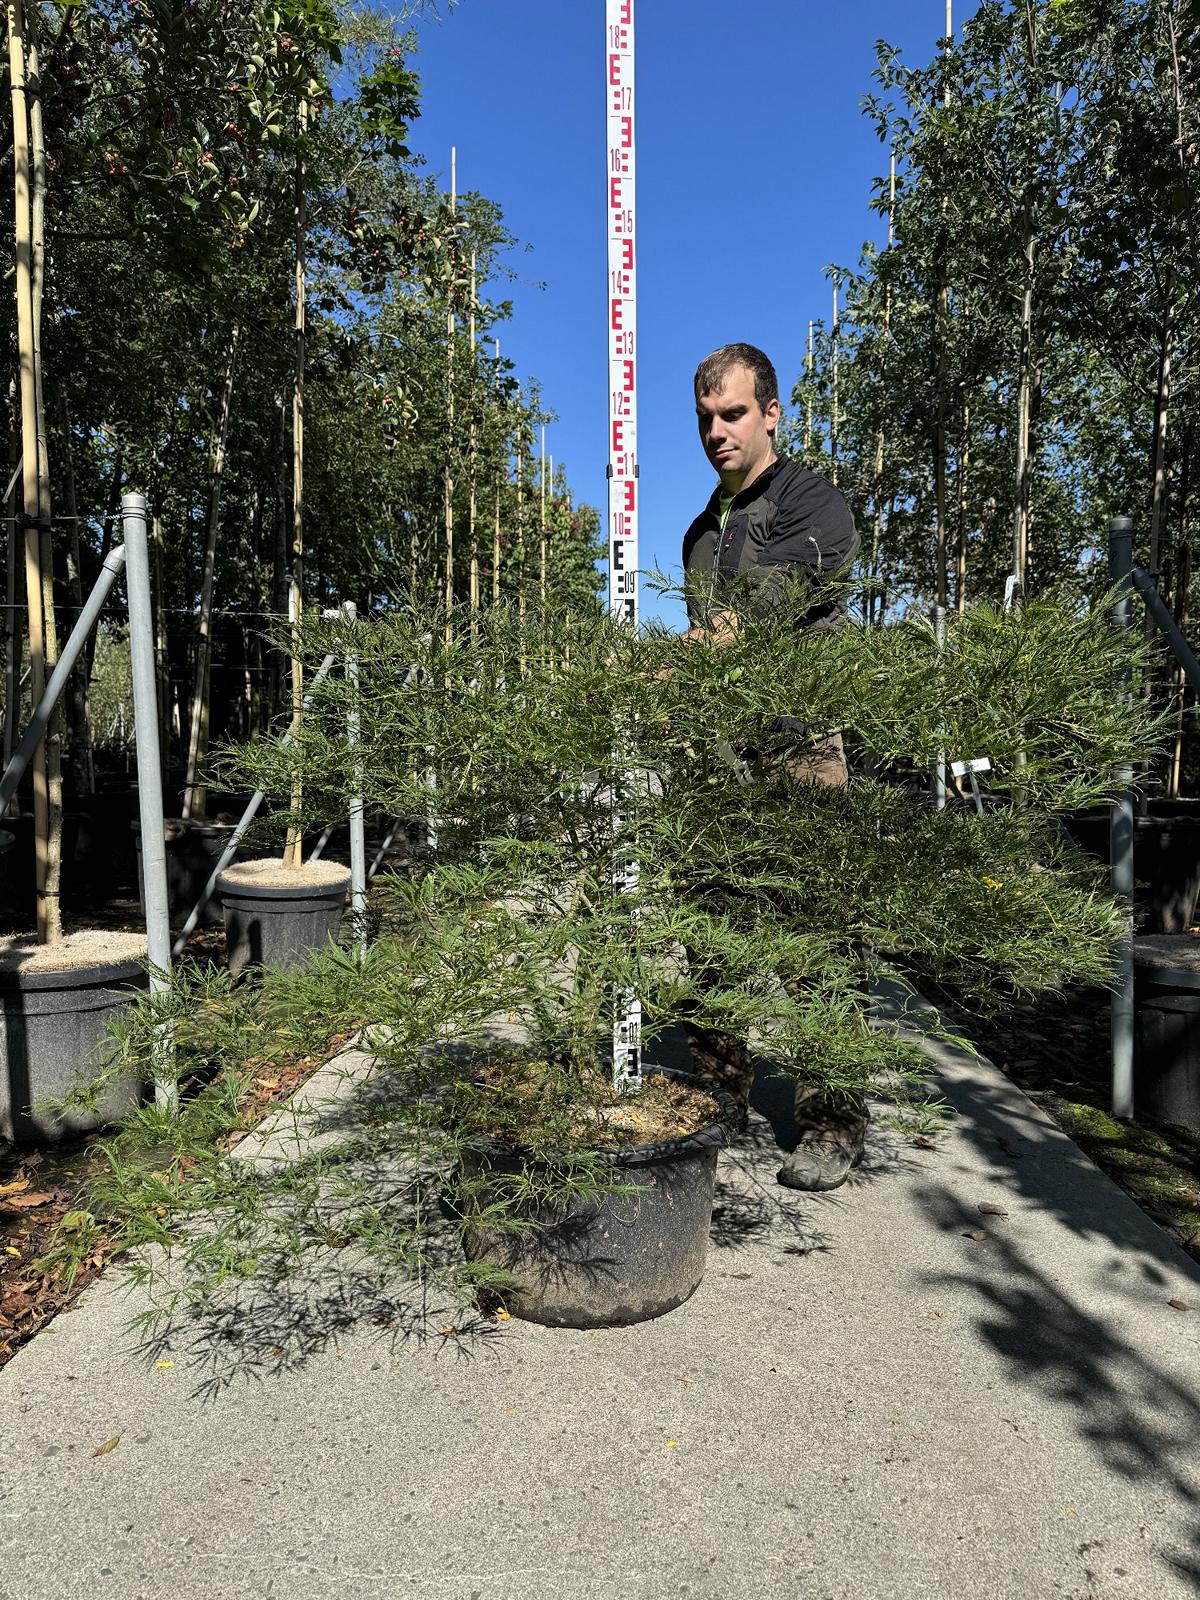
<box><xmin>271</xmin><ymin>391</ymin><xmax>287</xmax><ymax>722</ymax></box>
<box><xmin>151</xmin><ymin>508</ymin><xmax>169</xmax><ymax>764</ymax></box>
<box><xmin>1168</xmin><ymin>427</ymin><xmax>1193</xmax><ymax>797</ymax></box>
<box><xmin>1011</xmin><ymin>213</ymin><xmax>1036</xmax><ymax>593</ymax></box>
<box><xmin>1148</xmin><ymin>274</ymin><xmax>1174</xmax><ymax>578</ymax></box>
<box><xmin>933</xmin><ymin>285</ymin><xmax>949</xmax><ymax>609</ymax></box>
<box><xmin>955</xmin><ymin>400</ymin><xmax>970</xmax><ymax>613</ymax></box>
<box><xmin>829</xmin><ymin>283</ymin><xmax>840</xmax><ymax>487</ymax></box>
<box><xmin>182</xmin><ymin>321</ymin><xmax>239</xmax><ymax>819</ymax></box>
<box><xmin>283</xmin><ymin>101</ymin><xmax>307</xmax><ymax>871</ymax></box>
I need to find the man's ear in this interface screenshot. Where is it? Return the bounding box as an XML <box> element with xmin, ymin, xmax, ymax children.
<box><xmin>764</xmin><ymin>396</ymin><xmax>782</xmax><ymax>436</ymax></box>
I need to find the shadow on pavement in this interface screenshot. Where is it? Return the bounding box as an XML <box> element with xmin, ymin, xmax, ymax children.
<box><xmin>918</xmin><ymin>1181</ymin><xmax>1200</xmax><ymax>1589</ymax></box>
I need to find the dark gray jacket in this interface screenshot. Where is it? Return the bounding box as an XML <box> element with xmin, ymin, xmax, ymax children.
<box><xmin>682</xmin><ymin>454</ymin><xmax>859</xmax><ymax>629</ymax></box>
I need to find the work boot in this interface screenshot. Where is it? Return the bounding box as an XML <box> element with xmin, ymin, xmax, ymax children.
<box><xmin>681</xmin><ymin>1021</ymin><xmax>752</xmax><ymax>1134</ymax></box>
<box><xmin>777</xmin><ymin>1089</ymin><xmax>868</xmax><ymax>1191</ymax></box>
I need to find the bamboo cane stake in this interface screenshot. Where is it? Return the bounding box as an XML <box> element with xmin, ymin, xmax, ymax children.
<box><xmin>7</xmin><ymin>0</ymin><xmax>56</xmax><ymax>941</ymax></box>
<box><xmin>539</xmin><ymin>424</ymin><xmax>547</xmax><ymax>610</ymax></box>
<box><xmin>933</xmin><ymin>0</ymin><xmax>952</xmax><ymax>612</ymax></box>
<box><xmin>284</xmin><ymin>99</ymin><xmax>307</xmax><ymax>871</ymax></box>
<box><xmin>1168</xmin><ymin>428</ymin><xmax>1193</xmax><ymax>798</ymax></box>
<box><xmin>468</xmin><ymin>251</ymin><xmax>479</xmax><ymax>627</ymax></box>
<box><xmin>830</xmin><ymin>282</ymin><xmax>839</xmax><ymax>488</ymax></box>
<box><xmin>804</xmin><ymin>319</ymin><xmax>813</xmax><ymax>456</ymax></box>
<box><xmin>516</xmin><ymin>420</ymin><xmax>526</xmax><ymax>669</ymax></box>
<box><xmin>869</xmin><ymin>152</ymin><xmax>895</xmax><ymax>626</ymax></box>
<box><xmin>183</xmin><ymin>322</ymin><xmax>239</xmax><ymax>819</ymax></box>
<box><xmin>444</xmin><ymin>147</ymin><xmax>456</xmax><ymax>630</ymax></box>
<box><xmin>492</xmin><ymin>338</ymin><xmax>501</xmax><ymax>605</ymax></box>
<box><xmin>2</xmin><ymin>390</ymin><xmax>17</xmax><ymax>767</ymax></box>
<box><xmin>27</xmin><ymin>0</ymin><xmax>62</xmax><ymax>935</ymax></box>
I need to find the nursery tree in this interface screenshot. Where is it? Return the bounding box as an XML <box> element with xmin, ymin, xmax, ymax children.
<box><xmin>65</xmin><ymin>588</ymin><xmax>1162</xmax><ymax>1325</ymax></box>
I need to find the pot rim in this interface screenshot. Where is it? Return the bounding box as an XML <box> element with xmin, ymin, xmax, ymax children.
<box><xmin>463</xmin><ymin>1063</ymin><xmax>741</xmax><ymax>1169</ymax></box>
<box><xmin>216</xmin><ymin>864</ymin><xmax>352</xmax><ymax>901</ymax></box>
<box><xmin>0</xmin><ymin>953</ymin><xmax>148</xmax><ymax>993</ymax></box>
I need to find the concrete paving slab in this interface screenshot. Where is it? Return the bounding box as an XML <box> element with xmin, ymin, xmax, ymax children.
<box><xmin>2</xmin><ymin>996</ymin><xmax>1199</xmax><ymax>1600</ymax></box>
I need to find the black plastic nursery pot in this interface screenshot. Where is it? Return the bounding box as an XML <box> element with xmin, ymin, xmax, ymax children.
<box><xmin>1060</xmin><ymin>808</ymin><xmax>1200</xmax><ymax>935</ymax></box>
<box><xmin>461</xmin><ymin>1067</ymin><xmax>740</xmax><ymax>1329</ymax></box>
<box><xmin>134</xmin><ymin>820</ymin><xmax>268</xmax><ymax>930</ymax></box>
<box><xmin>217</xmin><ymin>859</ymin><xmax>352</xmax><ymax>977</ymax></box>
<box><xmin>0</xmin><ymin>946</ymin><xmax>149</xmax><ymax>1145</ymax></box>
<box><xmin>1133</xmin><ymin>934</ymin><xmax>1200</xmax><ymax>1136</ymax></box>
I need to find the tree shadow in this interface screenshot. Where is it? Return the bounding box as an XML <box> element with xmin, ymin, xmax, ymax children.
<box><xmin>876</xmin><ymin>972</ymin><xmax>1196</xmax><ymax>1291</ymax></box>
<box><xmin>128</xmin><ymin>1241</ymin><xmax>506</xmax><ymax>1403</ymax></box>
<box><xmin>916</xmin><ymin>1182</ymin><xmax>1200</xmax><ymax>1588</ymax></box>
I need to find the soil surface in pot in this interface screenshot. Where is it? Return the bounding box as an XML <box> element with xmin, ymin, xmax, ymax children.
<box><xmin>219</xmin><ymin>858</ymin><xmax>351</xmax><ymax>890</ymax></box>
<box><xmin>0</xmin><ymin>930</ymin><xmax>147</xmax><ymax>975</ymax></box>
<box><xmin>457</xmin><ymin>1059</ymin><xmax>720</xmax><ymax>1153</ymax></box>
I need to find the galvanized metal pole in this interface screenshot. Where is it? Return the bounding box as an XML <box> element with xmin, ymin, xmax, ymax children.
<box><xmin>123</xmin><ymin>491</ymin><xmax>175</xmax><ymax>1110</ymax></box>
<box><xmin>0</xmin><ymin>543</ymin><xmax>127</xmax><ymax>819</ymax></box>
<box><xmin>1109</xmin><ymin>515</ymin><xmax>1135</xmax><ymax>1121</ymax></box>
<box><xmin>932</xmin><ymin>603</ymin><xmax>947</xmax><ymax>811</ymax></box>
<box><xmin>343</xmin><ymin>600</ymin><xmax>367</xmax><ymax>950</ymax></box>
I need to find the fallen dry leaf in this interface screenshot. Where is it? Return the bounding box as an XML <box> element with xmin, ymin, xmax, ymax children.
<box><xmin>93</xmin><ymin>1437</ymin><xmax>120</xmax><ymax>1458</ymax></box>
<box><xmin>978</xmin><ymin>1203</ymin><xmax>1010</xmax><ymax>1218</ymax></box>
<box><xmin>913</xmin><ymin>1137</ymin><xmax>938</xmax><ymax>1151</ymax></box>
<box><xmin>153</xmin><ymin>1360</ymin><xmax>175</xmax><ymax>1370</ymax></box>
<box><xmin>962</xmin><ymin>1229</ymin><xmax>989</xmax><ymax>1242</ymax></box>
<box><xmin>0</xmin><ymin>1175</ymin><xmax>30</xmax><ymax>1196</ymax></box>
<box><xmin>2</xmin><ymin>1192</ymin><xmax>53</xmax><ymax>1210</ymax></box>
<box><xmin>1168</xmin><ymin>1298</ymin><xmax>1192</xmax><ymax>1313</ymax></box>
<box><xmin>496</xmin><ymin>1308</ymin><xmax>511</xmax><ymax>1322</ymax></box>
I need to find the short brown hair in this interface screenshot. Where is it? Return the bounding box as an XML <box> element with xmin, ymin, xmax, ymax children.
<box><xmin>693</xmin><ymin>343</ymin><xmax>779</xmax><ymax>414</ymax></box>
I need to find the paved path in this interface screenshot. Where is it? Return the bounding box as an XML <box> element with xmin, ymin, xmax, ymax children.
<box><xmin>2</xmin><ymin>988</ymin><xmax>1200</xmax><ymax>1600</ymax></box>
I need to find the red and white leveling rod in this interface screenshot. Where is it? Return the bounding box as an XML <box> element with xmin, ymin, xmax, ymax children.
<box><xmin>605</xmin><ymin>0</ymin><xmax>641</xmax><ymax>1088</ymax></box>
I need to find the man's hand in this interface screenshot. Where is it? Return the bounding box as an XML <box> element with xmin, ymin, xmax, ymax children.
<box><xmin>682</xmin><ymin>610</ymin><xmax>740</xmax><ymax>647</ymax></box>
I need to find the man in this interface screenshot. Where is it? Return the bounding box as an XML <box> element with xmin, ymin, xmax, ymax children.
<box><xmin>680</xmin><ymin>341</ymin><xmax>866</xmax><ymax>1191</ymax></box>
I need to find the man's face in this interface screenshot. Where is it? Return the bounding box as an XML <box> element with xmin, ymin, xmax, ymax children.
<box><xmin>695</xmin><ymin>363</ymin><xmax>780</xmax><ymax>493</ymax></box>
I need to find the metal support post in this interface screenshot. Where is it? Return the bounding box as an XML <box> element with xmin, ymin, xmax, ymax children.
<box><xmin>931</xmin><ymin>604</ymin><xmax>946</xmax><ymax>811</ymax></box>
<box><xmin>122</xmin><ymin>493</ymin><xmax>176</xmax><ymax>1110</ymax></box>
<box><xmin>344</xmin><ymin>600</ymin><xmax>367</xmax><ymax>950</ymax></box>
<box><xmin>0</xmin><ymin>544</ymin><xmax>128</xmax><ymax>819</ymax></box>
<box><xmin>1109</xmin><ymin>515</ymin><xmax>1135</xmax><ymax>1121</ymax></box>
<box><xmin>368</xmin><ymin>817</ymin><xmax>403</xmax><ymax>879</ymax></box>
<box><xmin>1130</xmin><ymin>567</ymin><xmax>1200</xmax><ymax>697</ymax></box>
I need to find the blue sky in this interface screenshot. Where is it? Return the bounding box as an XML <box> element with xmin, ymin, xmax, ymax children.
<box><xmin>407</xmin><ymin>1</ymin><xmax>978</xmax><ymax>627</ymax></box>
